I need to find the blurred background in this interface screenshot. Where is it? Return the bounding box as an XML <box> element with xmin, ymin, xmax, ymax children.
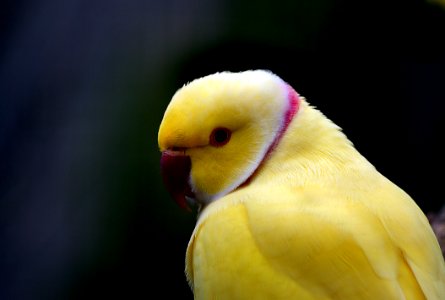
<box><xmin>1</xmin><ymin>0</ymin><xmax>444</xmax><ymax>298</ymax></box>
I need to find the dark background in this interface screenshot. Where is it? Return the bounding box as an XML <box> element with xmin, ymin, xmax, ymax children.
<box><xmin>1</xmin><ymin>0</ymin><xmax>444</xmax><ymax>299</ymax></box>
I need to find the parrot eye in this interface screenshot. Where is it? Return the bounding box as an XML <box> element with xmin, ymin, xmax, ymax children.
<box><xmin>209</xmin><ymin>127</ymin><xmax>231</xmax><ymax>147</ymax></box>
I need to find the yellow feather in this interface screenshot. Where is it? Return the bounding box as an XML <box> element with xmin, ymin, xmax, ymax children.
<box><xmin>159</xmin><ymin>70</ymin><xmax>445</xmax><ymax>299</ymax></box>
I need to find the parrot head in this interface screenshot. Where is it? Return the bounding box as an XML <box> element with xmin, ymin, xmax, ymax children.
<box><xmin>158</xmin><ymin>70</ymin><xmax>299</xmax><ymax>210</ymax></box>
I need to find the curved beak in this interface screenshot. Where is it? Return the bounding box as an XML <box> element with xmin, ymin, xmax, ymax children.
<box><xmin>160</xmin><ymin>150</ymin><xmax>195</xmax><ymax>211</ymax></box>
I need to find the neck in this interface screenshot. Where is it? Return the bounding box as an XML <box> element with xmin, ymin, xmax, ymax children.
<box><xmin>250</xmin><ymin>98</ymin><xmax>375</xmax><ymax>189</ymax></box>
<box><xmin>264</xmin><ymin>85</ymin><xmax>300</xmax><ymax>159</ymax></box>
<box><xmin>239</xmin><ymin>86</ymin><xmax>299</xmax><ymax>188</ymax></box>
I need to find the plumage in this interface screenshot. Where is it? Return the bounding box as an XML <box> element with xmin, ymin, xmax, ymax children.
<box><xmin>158</xmin><ymin>70</ymin><xmax>445</xmax><ymax>299</ymax></box>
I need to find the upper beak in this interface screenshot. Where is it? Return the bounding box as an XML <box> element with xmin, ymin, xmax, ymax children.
<box><xmin>160</xmin><ymin>150</ymin><xmax>195</xmax><ymax>211</ymax></box>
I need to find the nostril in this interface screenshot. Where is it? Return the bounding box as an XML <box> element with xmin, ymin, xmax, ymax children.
<box><xmin>165</xmin><ymin>147</ymin><xmax>187</xmax><ymax>156</ymax></box>
<box><xmin>167</xmin><ymin>146</ymin><xmax>187</xmax><ymax>153</ymax></box>
<box><xmin>171</xmin><ymin>146</ymin><xmax>186</xmax><ymax>151</ymax></box>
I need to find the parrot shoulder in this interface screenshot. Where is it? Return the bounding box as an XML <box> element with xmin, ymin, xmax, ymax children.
<box><xmin>187</xmin><ymin>184</ymin><xmax>445</xmax><ymax>299</ymax></box>
<box><xmin>186</xmin><ymin>189</ymin><xmax>324</xmax><ymax>299</ymax></box>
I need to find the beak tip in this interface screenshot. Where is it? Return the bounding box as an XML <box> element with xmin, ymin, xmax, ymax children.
<box><xmin>173</xmin><ymin>194</ymin><xmax>191</xmax><ymax>211</ymax></box>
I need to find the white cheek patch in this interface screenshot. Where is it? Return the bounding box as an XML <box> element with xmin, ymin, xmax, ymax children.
<box><xmin>193</xmin><ymin>76</ymin><xmax>299</xmax><ymax>205</ymax></box>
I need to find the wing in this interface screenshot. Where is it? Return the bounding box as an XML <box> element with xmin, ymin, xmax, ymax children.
<box><xmin>186</xmin><ymin>189</ymin><xmax>324</xmax><ymax>300</ymax></box>
<box><xmin>368</xmin><ymin>177</ymin><xmax>445</xmax><ymax>300</ymax></box>
<box><xmin>187</xmin><ymin>184</ymin><xmax>445</xmax><ymax>300</ymax></box>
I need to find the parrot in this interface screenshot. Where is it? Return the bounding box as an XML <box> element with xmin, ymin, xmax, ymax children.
<box><xmin>158</xmin><ymin>70</ymin><xmax>445</xmax><ymax>299</ymax></box>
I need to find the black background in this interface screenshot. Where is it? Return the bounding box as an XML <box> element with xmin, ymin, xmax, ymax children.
<box><xmin>1</xmin><ymin>0</ymin><xmax>444</xmax><ymax>298</ymax></box>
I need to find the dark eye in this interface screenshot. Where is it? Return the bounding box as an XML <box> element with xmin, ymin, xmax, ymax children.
<box><xmin>209</xmin><ymin>127</ymin><xmax>231</xmax><ymax>147</ymax></box>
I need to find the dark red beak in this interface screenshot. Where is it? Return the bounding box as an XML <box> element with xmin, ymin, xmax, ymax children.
<box><xmin>160</xmin><ymin>150</ymin><xmax>194</xmax><ymax>211</ymax></box>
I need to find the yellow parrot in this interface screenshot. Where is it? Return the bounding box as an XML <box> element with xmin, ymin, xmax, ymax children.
<box><xmin>158</xmin><ymin>70</ymin><xmax>445</xmax><ymax>299</ymax></box>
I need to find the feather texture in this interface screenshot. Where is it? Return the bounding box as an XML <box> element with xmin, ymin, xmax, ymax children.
<box><xmin>159</xmin><ymin>70</ymin><xmax>445</xmax><ymax>299</ymax></box>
